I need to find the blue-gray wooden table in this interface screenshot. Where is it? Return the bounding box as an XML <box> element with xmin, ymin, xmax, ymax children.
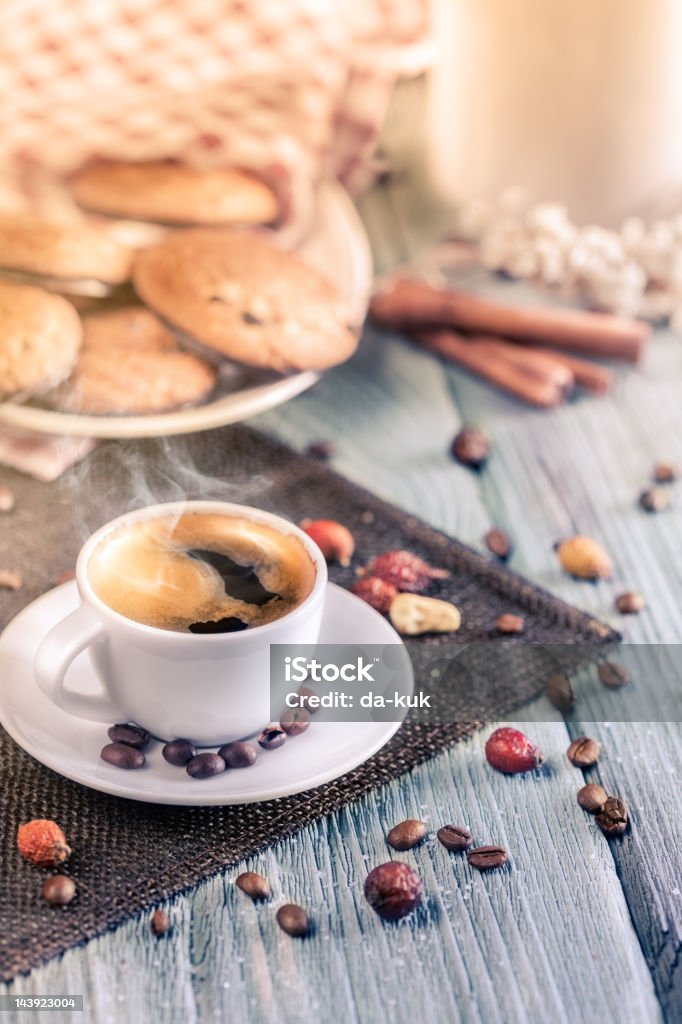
<box><xmin>3</xmin><ymin>118</ymin><xmax>682</xmax><ymax>1021</ymax></box>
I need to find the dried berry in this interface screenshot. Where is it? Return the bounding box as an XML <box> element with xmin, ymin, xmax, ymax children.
<box><xmin>162</xmin><ymin>739</ymin><xmax>198</xmax><ymax>766</ymax></box>
<box><xmin>615</xmin><ymin>591</ymin><xmax>646</xmax><ymax>614</ymax></box>
<box><xmin>451</xmin><ymin>426</ymin><xmax>490</xmax><ymax>469</ymax></box>
<box><xmin>567</xmin><ymin>736</ymin><xmax>601</xmax><ymax>768</ymax></box>
<box><xmin>596</xmin><ymin>796</ymin><xmax>628</xmax><ymax>837</ymax></box>
<box><xmin>0</xmin><ymin>569</ymin><xmax>23</xmax><ymax>591</ymax></box>
<box><xmin>389</xmin><ymin>593</ymin><xmax>461</xmax><ymax>635</ymax></box>
<box><xmin>276</xmin><ymin>903</ymin><xmax>310</xmax><ymax>937</ymax></box>
<box><xmin>305</xmin><ymin>441</ymin><xmax>335</xmax><ymax>461</ymax></box>
<box><xmin>577</xmin><ymin>783</ymin><xmax>608</xmax><ymax>814</ymax></box>
<box><xmin>0</xmin><ymin>486</ymin><xmax>15</xmax><ymax>512</ymax></box>
<box><xmin>186</xmin><ymin>752</ymin><xmax>226</xmax><ymax>778</ymax></box>
<box><xmin>437</xmin><ymin>825</ymin><xmax>473</xmax><ymax>852</ymax></box>
<box><xmin>218</xmin><ymin>741</ymin><xmax>258</xmax><ymax>768</ymax></box>
<box><xmin>546</xmin><ymin>674</ymin><xmax>576</xmax><ymax>713</ymax></box>
<box><xmin>364</xmin><ymin>862</ymin><xmax>422</xmax><ymax>921</ymax></box>
<box><xmin>17</xmin><ymin>820</ymin><xmax>71</xmax><ymax>867</ymax></box>
<box><xmin>485</xmin><ymin>528</ymin><xmax>513</xmax><ymax>560</ymax></box>
<box><xmin>555</xmin><ymin>536</ymin><xmax>612</xmax><ymax>580</ymax></box>
<box><xmin>639</xmin><ymin>487</ymin><xmax>668</xmax><ymax>513</ymax></box>
<box><xmin>386</xmin><ymin>819</ymin><xmax>428</xmax><ymax>851</ymax></box>
<box><xmin>364</xmin><ymin>550</ymin><xmax>450</xmax><ymax>593</ymax></box>
<box><xmin>54</xmin><ymin>569</ymin><xmax>76</xmax><ymax>587</ymax></box>
<box><xmin>653</xmin><ymin>461</ymin><xmax>678</xmax><ymax>484</ymax></box>
<box><xmin>42</xmin><ymin>875</ymin><xmax>76</xmax><ymax>907</ymax></box>
<box><xmin>467</xmin><ymin>845</ymin><xmax>508</xmax><ymax>870</ymax></box>
<box><xmin>598</xmin><ymin>661</ymin><xmax>630</xmax><ymax>688</ymax></box>
<box><xmin>151</xmin><ymin>909</ymin><xmax>171</xmax><ymax>936</ymax></box>
<box><xmin>258</xmin><ymin>726</ymin><xmax>287</xmax><ymax>751</ymax></box>
<box><xmin>495</xmin><ymin>613</ymin><xmax>524</xmax><ymax>635</ymax></box>
<box><xmin>107</xmin><ymin>723</ymin><xmax>150</xmax><ymax>749</ymax></box>
<box><xmin>484</xmin><ymin>727</ymin><xmax>544</xmax><ymax>774</ymax></box>
<box><xmin>236</xmin><ymin>871</ymin><xmax>270</xmax><ymax>900</ymax></box>
<box><xmin>279</xmin><ymin>709</ymin><xmax>311</xmax><ymax>736</ymax></box>
<box><xmin>300</xmin><ymin>519</ymin><xmax>354</xmax><ymax>566</ymax></box>
<box><xmin>351</xmin><ymin>576</ymin><xmax>398</xmax><ymax>613</ymax></box>
<box><xmin>101</xmin><ymin>742</ymin><xmax>145</xmax><ymax>770</ymax></box>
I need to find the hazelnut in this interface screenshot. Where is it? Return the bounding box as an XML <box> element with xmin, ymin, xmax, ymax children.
<box><xmin>555</xmin><ymin>536</ymin><xmax>612</xmax><ymax>580</ymax></box>
<box><xmin>389</xmin><ymin>593</ymin><xmax>461</xmax><ymax>636</ymax></box>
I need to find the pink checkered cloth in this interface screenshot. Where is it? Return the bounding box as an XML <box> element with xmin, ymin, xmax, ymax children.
<box><xmin>0</xmin><ymin>0</ymin><xmax>432</xmax><ymax>477</ymax></box>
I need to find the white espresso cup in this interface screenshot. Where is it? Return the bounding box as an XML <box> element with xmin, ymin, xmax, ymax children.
<box><xmin>34</xmin><ymin>501</ymin><xmax>328</xmax><ymax>746</ymax></box>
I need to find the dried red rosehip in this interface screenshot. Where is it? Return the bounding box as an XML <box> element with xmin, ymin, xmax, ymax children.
<box><xmin>484</xmin><ymin>727</ymin><xmax>544</xmax><ymax>774</ymax></box>
<box><xmin>364</xmin><ymin>550</ymin><xmax>449</xmax><ymax>593</ymax></box>
<box><xmin>300</xmin><ymin>519</ymin><xmax>355</xmax><ymax>566</ymax></box>
<box><xmin>364</xmin><ymin>862</ymin><xmax>422</xmax><ymax>921</ymax></box>
<box><xmin>351</xmin><ymin>576</ymin><xmax>398</xmax><ymax>613</ymax></box>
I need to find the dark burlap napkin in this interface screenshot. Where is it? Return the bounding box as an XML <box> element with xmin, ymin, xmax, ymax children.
<box><xmin>0</xmin><ymin>427</ymin><xmax>617</xmax><ymax>980</ymax></box>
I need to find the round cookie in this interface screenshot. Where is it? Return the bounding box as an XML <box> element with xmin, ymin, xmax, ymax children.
<box><xmin>132</xmin><ymin>230</ymin><xmax>358</xmax><ymax>373</ymax></box>
<box><xmin>0</xmin><ymin>215</ymin><xmax>132</xmax><ymax>288</ymax></box>
<box><xmin>58</xmin><ymin>307</ymin><xmax>217</xmax><ymax>415</ymax></box>
<box><xmin>70</xmin><ymin>161</ymin><xmax>279</xmax><ymax>227</ymax></box>
<box><xmin>0</xmin><ymin>280</ymin><xmax>82</xmax><ymax>399</ymax></box>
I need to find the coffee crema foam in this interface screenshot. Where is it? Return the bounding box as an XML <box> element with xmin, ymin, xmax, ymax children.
<box><xmin>87</xmin><ymin>512</ymin><xmax>316</xmax><ymax>632</ymax></box>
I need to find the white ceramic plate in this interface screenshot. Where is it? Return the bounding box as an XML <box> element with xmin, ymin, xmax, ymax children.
<box><xmin>0</xmin><ymin>582</ymin><xmax>412</xmax><ymax>806</ymax></box>
<box><xmin>0</xmin><ymin>180</ymin><xmax>373</xmax><ymax>439</ymax></box>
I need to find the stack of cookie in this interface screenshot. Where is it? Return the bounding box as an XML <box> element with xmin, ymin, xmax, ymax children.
<box><xmin>0</xmin><ymin>162</ymin><xmax>358</xmax><ymax>415</ymax></box>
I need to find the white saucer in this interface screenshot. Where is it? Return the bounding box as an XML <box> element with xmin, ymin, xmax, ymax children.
<box><xmin>0</xmin><ymin>582</ymin><xmax>411</xmax><ymax>806</ymax></box>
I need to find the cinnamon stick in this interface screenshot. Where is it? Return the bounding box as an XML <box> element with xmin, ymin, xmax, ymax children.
<box><xmin>415</xmin><ymin>329</ymin><xmax>565</xmax><ymax>408</ymax></box>
<box><xmin>475</xmin><ymin>338</ymin><xmax>574</xmax><ymax>393</ymax></box>
<box><xmin>370</xmin><ymin>278</ymin><xmax>649</xmax><ymax>363</ymax></box>
<box><xmin>522</xmin><ymin>347</ymin><xmax>614</xmax><ymax>394</ymax></box>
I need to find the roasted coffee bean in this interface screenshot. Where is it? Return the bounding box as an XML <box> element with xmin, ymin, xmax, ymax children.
<box><xmin>598</xmin><ymin>661</ymin><xmax>630</xmax><ymax>689</ymax></box>
<box><xmin>364</xmin><ymin>862</ymin><xmax>422</xmax><ymax>920</ymax></box>
<box><xmin>100</xmin><ymin>742</ymin><xmax>145</xmax><ymax>770</ymax></box>
<box><xmin>451</xmin><ymin>426</ymin><xmax>490</xmax><ymax>469</ymax></box>
<box><xmin>162</xmin><ymin>738</ymin><xmax>197</xmax><ymax>766</ymax></box>
<box><xmin>305</xmin><ymin>440</ymin><xmax>335</xmax><ymax>461</ymax></box>
<box><xmin>280</xmin><ymin>708</ymin><xmax>311</xmax><ymax>736</ymax></box>
<box><xmin>276</xmin><ymin>903</ymin><xmax>310</xmax><ymax>937</ymax></box>
<box><xmin>546</xmin><ymin>673</ymin><xmax>576</xmax><ymax>713</ymax></box>
<box><xmin>107</xmin><ymin>723</ymin><xmax>151</xmax><ymax>749</ymax></box>
<box><xmin>567</xmin><ymin>736</ymin><xmax>601</xmax><ymax>768</ymax></box>
<box><xmin>467</xmin><ymin>845</ymin><xmax>508</xmax><ymax>871</ymax></box>
<box><xmin>236</xmin><ymin>871</ymin><xmax>270</xmax><ymax>900</ymax></box>
<box><xmin>653</xmin><ymin>461</ymin><xmax>678</xmax><ymax>484</ymax></box>
<box><xmin>386</xmin><ymin>819</ymin><xmax>427</xmax><ymax>851</ymax></box>
<box><xmin>42</xmin><ymin>875</ymin><xmax>76</xmax><ymax>907</ymax></box>
<box><xmin>296</xmin><ymin>687</ymin><xmax>320</xmax><ymax>714</ymax></box>
<box><xmin>615</xmin><ymin>591</ymin><xmax>646</xmax><ymax>614</ymax></box>
<box><xmin>258</xmin><ymin>727</ymin><xmax>287</xmax><ymax>751</ymax></box>
<box><xmin>218</xmin><ymin>741</ymin><xmax>258</xmax><ymax>768</ymax></box>
<box><xmin>495</xmin><ymin>613</ymin><xmax>524</xmax><ymax>635</ymax></box>
<box><xmin>484</xmin><ymin>527</ymin><xmax>513</xmax><ymax>561</ymax></box>
<box><xmin>150</xmin><ymin>909</ymin><xmax>171</xmax><ymax>936</ymax></box>
<box><xmin>639</xmin><ymin>487</ymin><xmax>668</xmax><ymax>513</ymax></box>
<box><xmin>437</xmin><ymin>824</ymin><xmax>473</xmax><ymax>852</ymax></box>
<box><xmin>596</xmin><ymin>796</ymin><xmax>628</xmax><ymax>837</ymax></box>
<box><xmin>577</xmin><ymin>783</ymin><xmax>608</xmax><ymax>814</ymax></box>
<box><xmin>186</xmin><ymin>752</ymin><xmax>226</xmax><ymax>779</ymax></box>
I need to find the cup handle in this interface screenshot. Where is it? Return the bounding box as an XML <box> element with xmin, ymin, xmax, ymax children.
<box><xmin>34</xmin><ymin>605</ymin><xmax>121</xmax><ymax>722</ymax></box>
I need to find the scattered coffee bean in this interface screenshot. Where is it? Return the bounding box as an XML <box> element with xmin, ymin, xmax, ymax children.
<box><xmin>305</xmin><ymin>440</ymin><xmax>335</xmax><ymax>461</ymax></box>
<box><xmin>100</xmin><ymin>742</ymin><xmax>145</xmax><ymax>770</ymax></box>
<box><xmin>577</xmin><ymin>783</ymin><xmax>608</xmax><ymax>814</ymax></box>
<box><xmin>596</xmin><ymin>796</ymin><xmax>628</xmax><ymax>837</ymax></box>
<box><xmin>276</xmin><ymin>903</ymin><xmax>310</xmax><ymax>937</ymax></box>
<box><xmin>0</xmin><ymin>569</ymin><xmax>22</xmax><ymax>591</ymax></box>
<box><xmin>150</xmin><ymin>909</ymin><xmax>171</xmax><ymax>936</ymax></box>
<box><xmin>467</xmin><ymin>845</ymin><xmax>508</xmax><ymax>871</ymax></box>
<box><xmin>386</xmin><ymin>819</ymin><xmax>428</xmax><ymax>851</ymax></box>
<box><xmin>615</xmin><ymin>591</ymin><xmax>646</xmax><ymax>614</ymax></box>
<box><xmin>162</xmin><ymin>739</ymin><xmax>197</xmax><ymax>766</ymax></box>
<box><xmin>107</xmin><ymin>723</ymin><xmax>151</xmax><ymax>749</ymax></box>
<box><xmin>653</xmin><ymin>461</ymin><xmax>678</xmax><ymax>484</ymax></box>
<box><xmin>451</xmin><ymin>426</ymin><xmax>490</xmax><ymax>470</ymax></box>
<box><xmin>639</xmin><ymin>487</ymin><xmax>668</xmax><ymax>513</ymax></box>
<box><xmin>484</xmin><ymin>527</ymin><xmax>513</xmax><ymax>561</ymax></box>
<box><xmin>236</xmin><ymin>871</ymin><xmax>270</xmax><ymax>900</ymax></box>
<box><xmin>495</xmin><ymin>613</ymin><xmax>524</xmax><ymax>635</ymax></box>
<box><xmin>0</xmin><ymin>486</ymin><xmax>15</xmax><ymax>512</ymax></box>
<box><xmin>437</xmin><ymin>824</ymin><xmax>473</xmax><ymax>852</ymax></box>
<box><xmin>485</xmin><ymin>727</ymin><xmax>544</xmax><ymax>774</ymax></box>
<box><xmin>598</xmin><ymin>661</ymin><xmax>630</xmax><ymax>689</ymax></box>
<box><xmin>218</xmin><ymin>741</ymin><xmax>258</xmax><ymax>768</ymax></box>
<box><xmin>42</xmin><ymin>875</ymin><xmax>76</xmax><ymax>907</ymax></box>
<box><xmin>296</xmin><ymin>687</ymin><xmax>320</xmax><ymax>714</ymax></box>
<box><xmin>258</xmin><ymin>726</ymin><xmax>287</xmax><ymax>751</ymax></box>
<box><xmin>280</xmin><ymin>708</ymin><xmax>311</xmax><ymax>736</ymax></box>
<box><xmin>364</xmin><ymin>862</ymin><xmax>422</xmax><ymax>920</ymax></box>
<box><xmin>567</xmin><ymin>736</ymin><xmax>601</xmax><ymax>768</ymax></box>
<box><xmin>186</xmin><ymin>752</ymin><xmax>226</xmax><ymax>779</ymax></box>
<box><xmin>546</xmin><ymin>673</ymin><xmax>576</xmax><ymax>713</ymax></box>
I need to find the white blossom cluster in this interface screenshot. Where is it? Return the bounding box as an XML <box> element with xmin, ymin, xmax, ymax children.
<box><xmin>458</xmin><ymin>188</ymin><xmax>682</xmax><ymax>327</ymax></box>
